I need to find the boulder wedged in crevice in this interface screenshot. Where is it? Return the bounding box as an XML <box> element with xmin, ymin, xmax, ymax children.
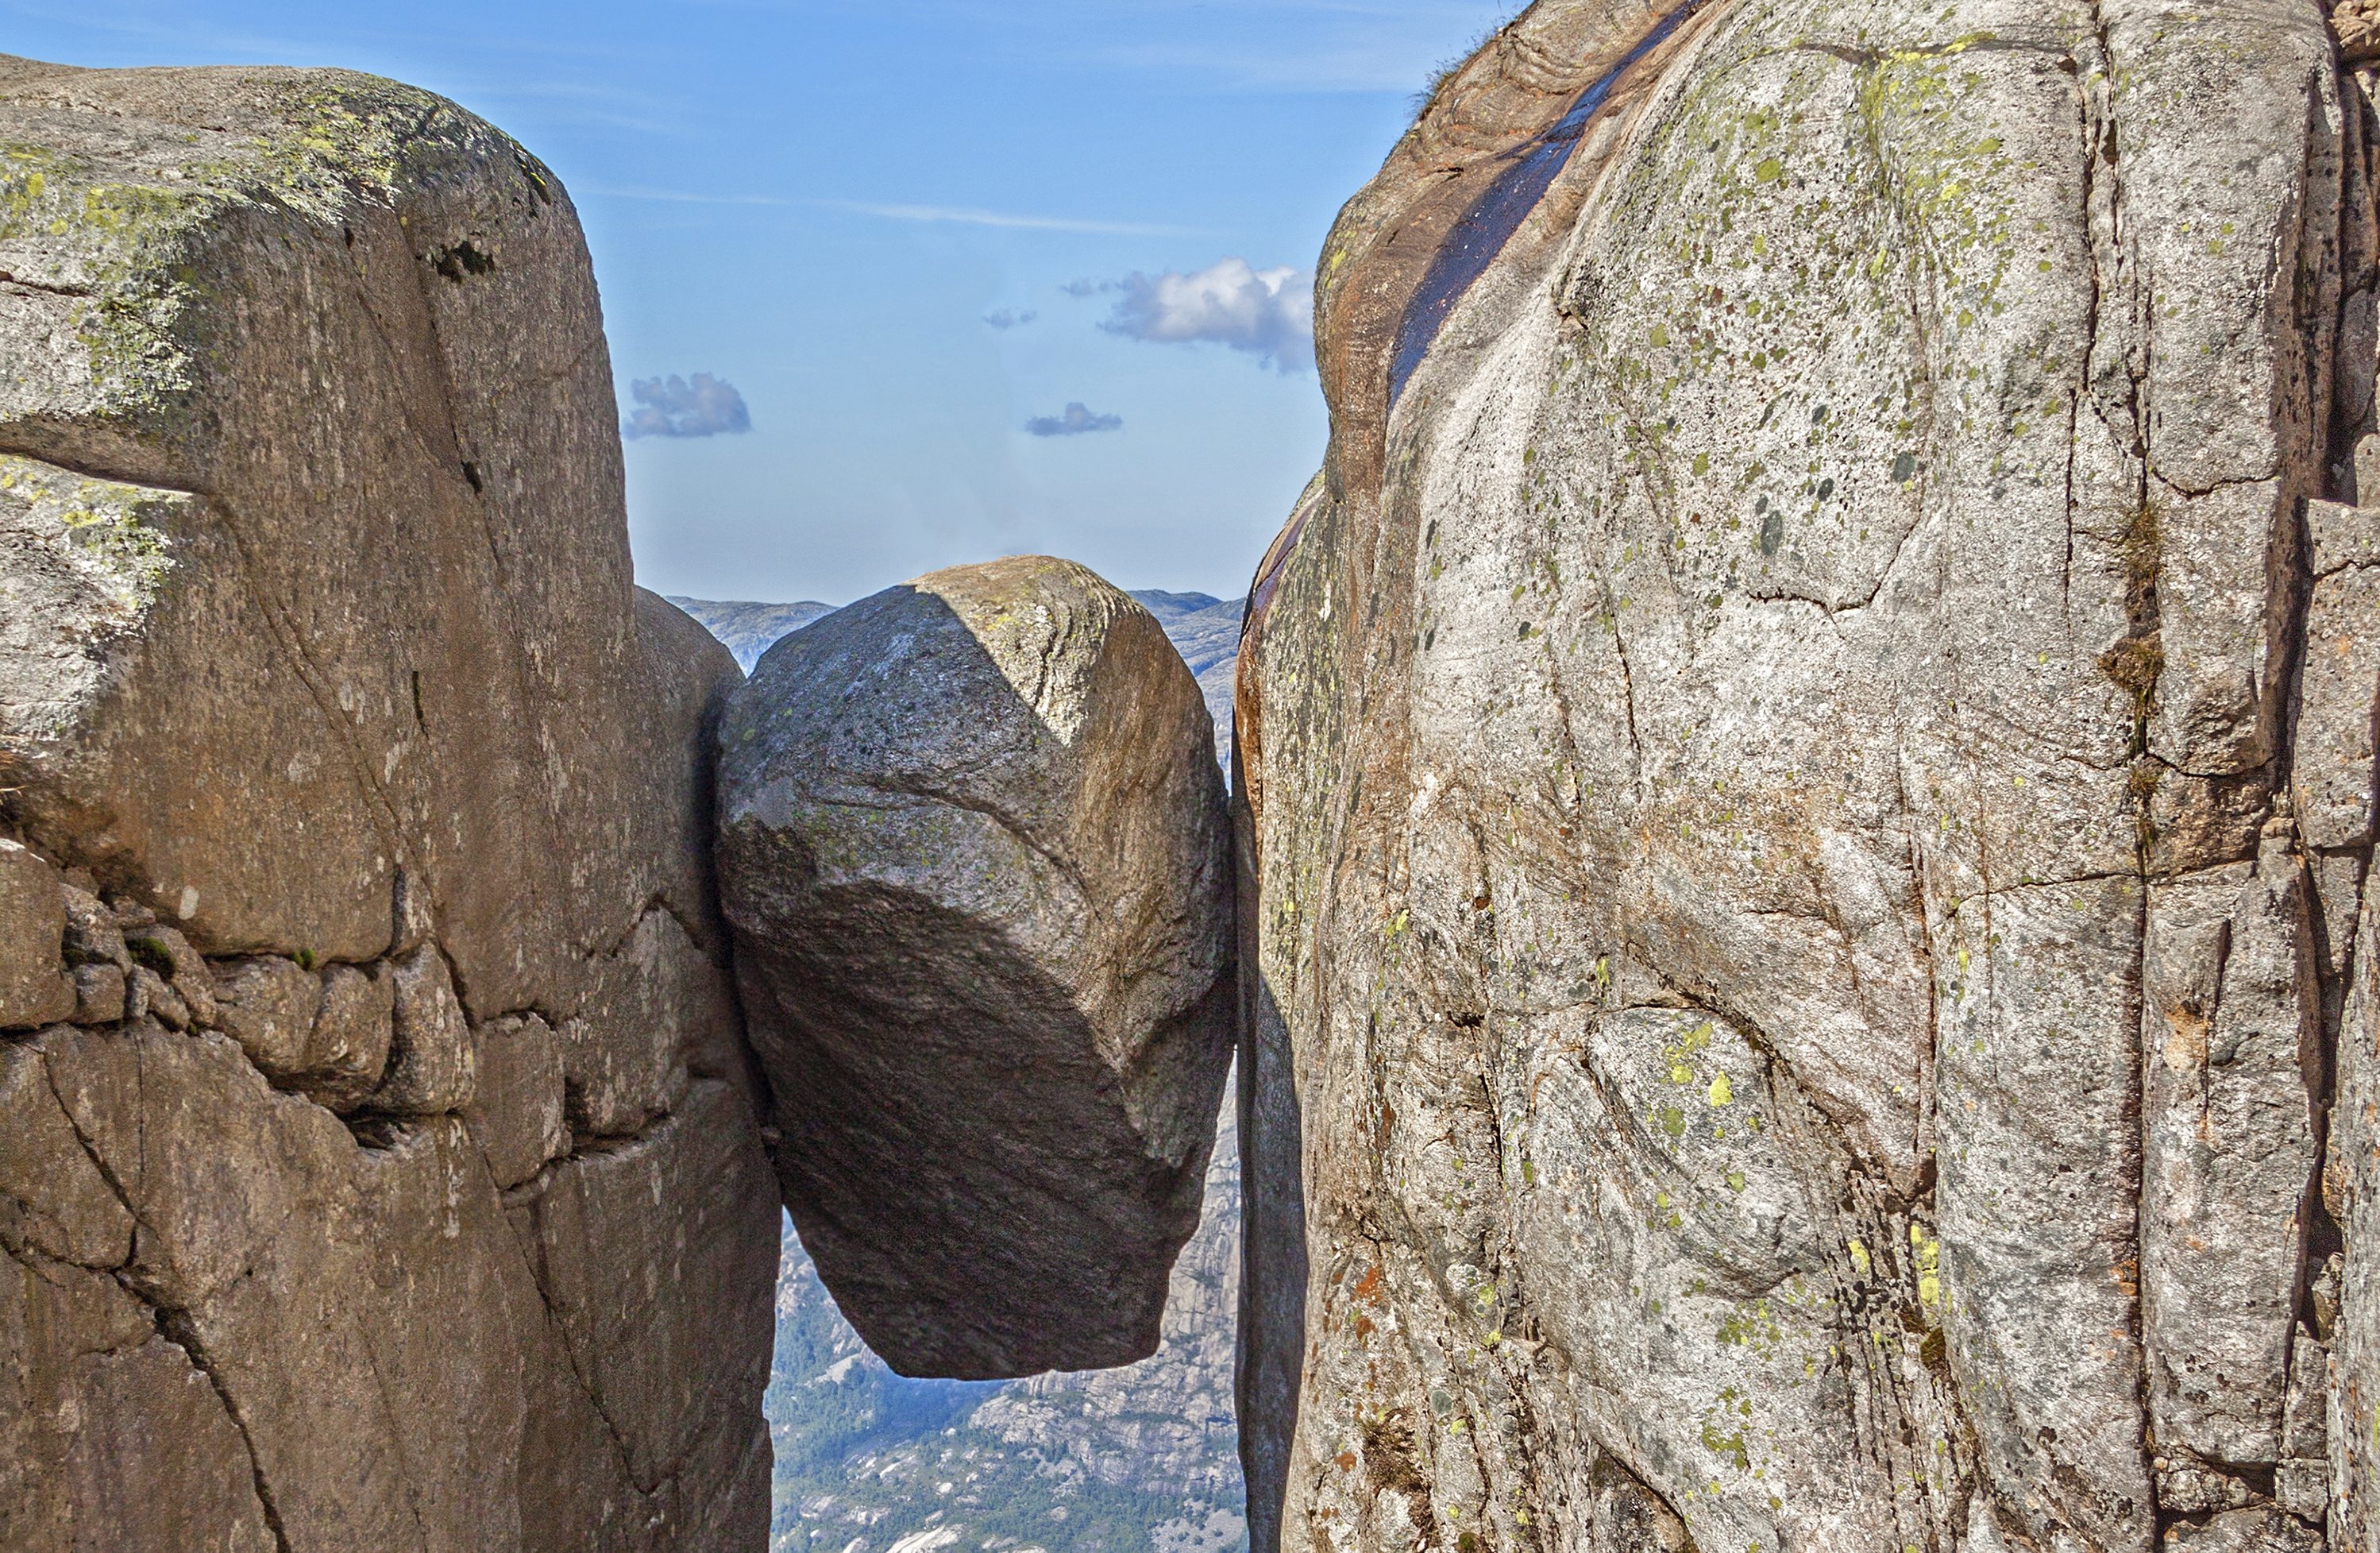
<box><xmin>719</xmin><ymin>555</ymin><xmax>1236</xmax><ymax>1380</ymax></box>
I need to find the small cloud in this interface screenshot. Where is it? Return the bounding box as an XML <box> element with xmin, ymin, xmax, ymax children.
<box><xmin>983</xmin><ymin>307</ymin><xmax>1039</xmax><ymax>330</ymax></box>
<box><xmin>1097</xmin><ymin>257</ymin><xmax>1313</xmax><ymax>373</ymax></box>
<box><xmin>623</xmin><ymin>373</ymin><xmax>752</xmax><ymax>439</ymax></box>
<box><xmin>1059</xmin><ymin>278</ymin><xmax>1108</xmax><ymax>299</ymax></box>
<box><xmin>1025</xmin><ymin>403</ymin><xmax>1124</xmax><ymax>438</ymax></box>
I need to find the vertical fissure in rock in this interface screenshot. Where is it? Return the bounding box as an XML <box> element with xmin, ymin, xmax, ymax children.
<box><xmin>141</xmin><ymin>1299</ymin><xmax>295</xmax><ymax>1553</ymax></box>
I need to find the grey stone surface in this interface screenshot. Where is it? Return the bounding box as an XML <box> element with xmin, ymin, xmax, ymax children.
<box><xmin>0</xmin><ymin>840</ymin><xmax>71</xmax><ymax>1028</ymax></box>
<box><xmin>0</xmin><ymin>55</ymin><xmax>776</xmax><ymax>1552</ymax></box>
<box><xmin>306</xmin><ymin>960</ymin><xmax>395</xmax><ymax>1114</ymax></box>
<box><xmin>210</xmin><ymin>954</ymin><xmax>323</xmax><ymax>1077</ymax></box>
<box><xmin>1233</xmin><ymin>3</ymin><xmax>2379</xmax><ymax>1551</ymax></box>
<box><xmin>468</xmin><ymin>1013</ymin><xmax>569</xmax><ymax>1190</ymax></box>
<box><xmin>372</xmin><ymin>942</ymin><xmax>475</xmax><ymax>1116</ymax></box>
<box><xmin>720</xmin><ymin>554</ymin><xmax>1235</xmax><ymax>1378</ymax></box>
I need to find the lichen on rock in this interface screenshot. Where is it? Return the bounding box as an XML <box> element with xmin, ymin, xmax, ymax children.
<box><xmin>1233</xmin><ymin>2</ymin><xmax>2380</xmax><ymax>1551</ymax></box>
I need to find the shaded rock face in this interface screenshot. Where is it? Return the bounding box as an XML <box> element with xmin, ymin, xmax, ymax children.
<box><xmin>0</xmin><ymin>57</ymin><xmax>778</xmax><ymax>1552</ymax></box>
<box><xmin>766</xmin><ymin>1078</ymin><xmax>1245</xmax><ymax>1551</ymax></box>
<box><xmin>719</xmin><ymin>556</ymin><xmax>1236</xmax><ymax>1380</ymax></box>
<box><xmin>1236</xmin><ymin>5</ymin><xmax>2380</xmax><ymax>1553</ymax></box>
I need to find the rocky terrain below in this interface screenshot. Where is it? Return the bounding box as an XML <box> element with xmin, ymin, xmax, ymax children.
<box><xmin>666</xmin><ymin>598</ymin><xmax>839</xmax><ymax>673</ymax></box>
<box><xmin>762</xmin><ymin>1086</ymin><xmax>1243</xmax><ymax>1553</ymax></box>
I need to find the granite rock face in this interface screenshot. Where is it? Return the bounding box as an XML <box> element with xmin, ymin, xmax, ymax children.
<box><xmin>0</xmin><ymin>57</ymin><xmax>777</xmax><ymax>1552</ymax></box>
<box><xmin>1236</xmin><ymin>5</ymin><xmax>2380</xmax><ymax>1551</ymax></box>
<box><xmin>719</xmin><ymin>555</ymin><xmax>1236</xmax><ymax>1380</ymax></box>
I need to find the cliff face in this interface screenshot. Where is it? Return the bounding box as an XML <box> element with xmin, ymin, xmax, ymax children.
<box><xmin>0</xmin><ymin>57</ymin><xmax>778</xmax><ymax>1551</ymax></box>
<box><xmin>1236</xmin><ymin>4</ymin><xmax>2380</xmax><ymax>1551</ymax></box>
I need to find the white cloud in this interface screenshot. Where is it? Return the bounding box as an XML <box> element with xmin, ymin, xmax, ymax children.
<box><xmin>623</xmin><ymin>373</ymin><xmax>753</xmax><ymax>438</ymax></box>
<box><xmin>983</xmin><ymin>307</ymin><xmax>1039</xmax><ymax>329</ymax></box>
<box><xmin>1099</xmin><ymin>257</ymin><xmax>1313</xmax><ymax>373</ymax></box>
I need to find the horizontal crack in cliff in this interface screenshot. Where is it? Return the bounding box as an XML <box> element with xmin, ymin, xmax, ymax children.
<box><xmin>0</xmin><ymin>437</ymin><xmax>206</xmax><ymax>500</ymax></box>
<box><xmin>0</xmin><ymin>273</ymin><xmax>94</xmax><ymax>299</ymax></box>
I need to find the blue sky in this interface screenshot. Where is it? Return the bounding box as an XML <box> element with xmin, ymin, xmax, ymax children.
<box><xmin>2</xmin><ymin>0</ymin><xmax>1518</xmax><ymax>603</ymax></box>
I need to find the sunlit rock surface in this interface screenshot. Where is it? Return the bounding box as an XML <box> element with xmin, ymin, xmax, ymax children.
<box><xmin>0</xmin><ymin>56</ymin><xmax>777</xmax><ymax>1551</ymax></box>
<box><xmin>1235</xmin><ymin>4</ymin><xmax>2380</xmax><ymax>1551</ymax></box>
<box><xmin>719</xmin><ymin>556</ymin><xmax>1236</xmax><ymax>1379</ymax></box>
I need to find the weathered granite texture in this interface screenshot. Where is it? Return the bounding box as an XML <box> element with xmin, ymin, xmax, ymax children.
<box><xmin>1236</xmin><ymin>4</ymin><xmax>2380</xmax><ymax>1551</ymax></box>
<box><xmin>0</xmin><ymin>57</ymin><xmax>778</xmax><ymax>1551</ymax></box>
<box><xmin>673</xmin><ymin>589</ymin><xmax>1248</xmax><ymax>767</ymax></box>
<box><xmin>719</xmin><ymin>556</ymin><xmax>1236</xmax><ymax>1380</ymax></box>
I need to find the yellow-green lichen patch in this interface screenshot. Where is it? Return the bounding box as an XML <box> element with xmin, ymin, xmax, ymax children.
<box><xmin>0</xmin><ymin>71</ymin><xmax>551</xmax><ymax>429</ymax></box>
<box><xmin>0</xmin><ymin>453</ymin><xmax>183</xmax><ymax>620</ymax></box>
<box><xmin>1908</xmin><ymin>1221</ymin><xmax>1941</xmax><ymax>1311</ymax></box>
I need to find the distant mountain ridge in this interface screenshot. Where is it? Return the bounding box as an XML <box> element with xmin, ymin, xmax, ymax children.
<box><xmin>665</xmin><ymin>597</ymin><xmax>838</xmax><ymax>673</ymax></box>
<box><xmin>671</xmin><ymin>589</ymin><xmax>1245</xmax><ymax>767</ymax></box>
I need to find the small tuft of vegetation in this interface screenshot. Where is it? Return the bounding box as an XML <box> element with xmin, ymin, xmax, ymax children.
<box><xmin>1408</xmin><ymin>6</ymin><xmax>1531</xmax><ymax>126</ymax></box>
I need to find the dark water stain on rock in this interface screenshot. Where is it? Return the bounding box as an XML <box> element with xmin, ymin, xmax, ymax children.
<box><xmin>1387</xmin><ymin>0</ymin><xmax>1707</xmax><ymax>406</ymax></box>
